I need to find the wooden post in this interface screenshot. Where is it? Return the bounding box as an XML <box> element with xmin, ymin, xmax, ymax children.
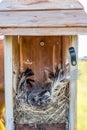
<box><xmin>12</xmin><ymin>36</ymin><xmax>20</xmax><ymax>93</ymax></box>
<box><xmin>69</xmin><ymin>36</ymin><xmax>78</xmax><ymax>130</ymax></box>
<box><xmin>4</xmin><ymin>36</ymin><xmax>19</xmax><ymax>130</ymax></box>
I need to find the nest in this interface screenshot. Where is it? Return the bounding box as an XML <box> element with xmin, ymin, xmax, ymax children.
<box><xmin>14</xmin><ymin>66</ymin><xmax>70</xmax><ymax>127</ymax></box>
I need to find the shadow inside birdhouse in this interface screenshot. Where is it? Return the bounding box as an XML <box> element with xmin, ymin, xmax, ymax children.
<box><xmin>14</xmin><ymin>36</ymin><xmax>70</xmax><ymax>130</ymax></box>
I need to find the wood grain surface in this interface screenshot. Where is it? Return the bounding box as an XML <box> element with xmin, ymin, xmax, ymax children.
<box><xmin>0</xmin><ymin>10</ymin><xmax>87</xmax><ymax>28</ymax></box>
<box><xmin>0</xmin><ymin>0</ymin><xmax>83</xmax><ymax>11</ymax></box>
<box><xmin>20</xmin><ymin>36</ymin><xmax>62</xmax><ymax>81</ymax></box>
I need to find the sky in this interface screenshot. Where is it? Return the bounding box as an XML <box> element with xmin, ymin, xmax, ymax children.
<box><xmin>78</xmin><ymin>0</ymin><xmax>87</xmax><ymax>58</ymax></box>
<box><xmin>0</xmin><ymin>0</ymin><xmax>87</xmax><ymax>57</ymax></box>
<box><xmin>78</xmin><ymin>35</ymin><xmax>87</xmax><ymax>58</ymax></box>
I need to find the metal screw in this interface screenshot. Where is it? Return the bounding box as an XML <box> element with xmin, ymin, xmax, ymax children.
<box><xmin>40</xmin><ymin>41</ymin><xmax>45</xmax><ymax>46</ymax></box>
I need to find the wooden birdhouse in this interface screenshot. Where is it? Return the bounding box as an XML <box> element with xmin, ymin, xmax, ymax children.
<box><xmin>0</xmin><ymin>0</ymin><xmax>87</xmax><ymax>130</ymax></box>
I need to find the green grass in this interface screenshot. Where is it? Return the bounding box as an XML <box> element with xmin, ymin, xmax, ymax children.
<box><xmin>77</xmin><ymin>61</ymin><xmax>87</xmax><ymax>130</ymax></box>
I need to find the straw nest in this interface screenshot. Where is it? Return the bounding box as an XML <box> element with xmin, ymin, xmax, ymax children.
<box><xmin>14</xmin><ymin>66</ymin><xmax>70</xmax><ymax>126</ymax></box>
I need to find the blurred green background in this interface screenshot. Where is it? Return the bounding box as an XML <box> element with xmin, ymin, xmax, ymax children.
<box><xmin>77</xmin><ymin>60</ymin><xmax>87</xmax><ymax>130</ymax></box>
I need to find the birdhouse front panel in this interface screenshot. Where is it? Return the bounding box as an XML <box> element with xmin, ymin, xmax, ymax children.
<box><xmin>0</xmin><ymin>0</ymin><xmax>87</xmax><ymax>130</ymax></box>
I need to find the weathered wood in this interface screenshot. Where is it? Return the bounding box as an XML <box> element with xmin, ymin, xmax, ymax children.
<box><xmin>0</xmin><ymin>0</ymin><xmax>83</xmax><ymax>11</ymax></box>
<box><xmin>19</xmin><ymin>36</ymin><xmax>61</xmax><ymax>81</ymax></box>
<box><xmin>19</xmin><ymin>37</ymin><xmax>24</xmax><ymax>72</ymax></box>
<box><xmin>4</xmin><ymin>36</ymin><xmax>14</xmax><ymax>130</ymax></box>
<box><xmin>61</xmin><ymin>36</ymin><xmax>78</xmax><ymax>130</ymax></box>
<box><xmin>69</xmin><ymin>36</ymin><xmax>78</xmax><ymax>130</ymax></box>
<box><xmin>4</xmin><ymin>35</ymin><xmax>20</xmax><ymax>129</ymax></box>
<box><xmin>62</xmin><ymin>36</ymin><xmax>71</xmax><ymax>66</ymax></box>
<box><xmin>12</xmin><ymin>36</ymin><xmax>20</xmax><ymax>93</ymax></box>
<box><xmin>0</xmin><ymin>10</ymin><xmax>87</xmax><ymax>28</ymax></box>
<box><xmin>0</xmin><ymin>27</ymin><xmax>87</xmax><ymax>35</ymax></box>
<box><xmin>3</xmin><ymin>36</ymin><xmax>19</xmax><ymax>130</ymax></box>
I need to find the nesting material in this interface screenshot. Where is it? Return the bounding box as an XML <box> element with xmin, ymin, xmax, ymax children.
<box><xmin>14</xmin><ymin>66</ymin><xmax>70</xmax><ymax>126</ymax></box>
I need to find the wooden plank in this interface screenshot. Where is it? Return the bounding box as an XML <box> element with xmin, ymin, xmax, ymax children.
<box><xmin>0</xmin><ymin>10</ymin><xmax>87</xmax><ymax>28</ymax></box>
<box><xmin>19</xmin><ymin>37</ymin><xmax>24</xmax><ymax>72</ymax></box>
<box><xmin>69</xmin><ymin>36</ymin><xmax>78</xmax><ymax>130</ymax></box>
<box><xmin>4</xmin><ymin>36</ymin><xmax>14</xmax><ymax>130</ymax></box>
<box><xmin>12</xmin><ymin>36</ymin><xmax>20</xmax><ymax>93</ymax></box>
<box><xmin>62</xmin><ymin>36</ymin><xmax>78</xmax><ymax>130</ymax></box>
<box><xmin>20</xmin><ymin>36</ymin><xmax>62</xmax><ymax>81</ymax></box>
<box><xmin>62</xmin><ymin>36</ymin><xmax>71</xmax><ymax>66</ymax></box>
<box><xmin>0</xmin><ymin>27</ymin><xmax>87</xmax><ymax>35</ymax></box>
<box><xmin>0</xmin><ymin>0</ymin><xmax>83</xmax><ymax>11</ymax></box>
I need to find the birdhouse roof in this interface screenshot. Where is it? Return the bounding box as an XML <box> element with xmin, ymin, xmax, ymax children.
<box><xmin>0</xmin><ymin>0</ymin><xmax>87</xmax><ymax>35</ymax></box>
